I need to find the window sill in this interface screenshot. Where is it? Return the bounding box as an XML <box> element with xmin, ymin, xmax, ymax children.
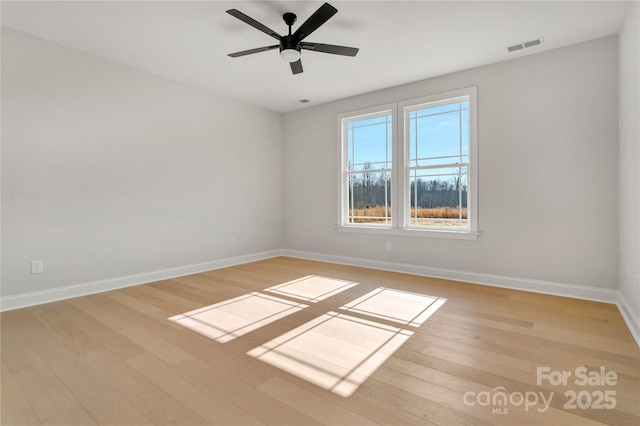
<box><xmin>336</xmin><ymin>225</ymin><xmax>480</xmax><ymax>240</ymax></box>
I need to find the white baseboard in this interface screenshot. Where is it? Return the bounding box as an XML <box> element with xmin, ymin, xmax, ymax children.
<box><xmin>281</xmin><ymin>249</ymin><xmax>619</xmax><ymax>304</ymax></box>
<box><xmin>617</xmin><ymin>291</ymin><xmax>640</xmax><ymax>346</ymax></box>
<box><xmin>0</xmin><ymin>250</ymin><xmax>282</xmax><ymax>312</ymax></box>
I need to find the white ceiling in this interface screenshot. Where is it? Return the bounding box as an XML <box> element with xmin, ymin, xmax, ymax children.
<box><xmin>1</xmin><ymin>1</ymin><xmax>631</xmax><ymax>112</ymax></box>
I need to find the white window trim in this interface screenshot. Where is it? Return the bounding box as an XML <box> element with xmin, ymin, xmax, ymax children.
<box><xmin>337</xmin><ymin>103</ymin><xmax>397</xmax><ymax>229</ymax></box>
<box><xmin>337</xmin><ymin>87</ymin><xmax>479</xmax><ymax>240</ymax></box>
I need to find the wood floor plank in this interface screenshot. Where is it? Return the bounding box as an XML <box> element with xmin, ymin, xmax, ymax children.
<box><xmin>69</xmin><ymin>295</ymin><xmax>192</xmax><ymax>364</ymax></box>
<box><xmin>48</xmin><ymin>300</ymin><xmax>146</xmax><ymax>360</ymax></box>
<box><xmin>127</xmin><ymin>352</ymin><xmax>263</xmax><ymax>425</ymax></box>
<box><xmin>6</xmin><ymin>309</ymin><xmax>153</xmax><ymax>425</ymax></box>
<box><xmin>432</xmin><ymin>309</ymin><xmax>640</xmax><ymax>363</ymax></box>
<box><xmin>0</xmin><ymin>361</ymin><xmax>42</xmax><ymax>426</ymax></box>
<box><xmin>257</xmin><ymin>376</ymin><xmax>381</xmax><ymax>426</ymax></box>
<box><xmin>126</xmin><ymin>282</ymin><xmax>205</xmax><ymax>311</ymax></box>
<box><xmin>1</xmin><ymin>313</ymin><xmax>85</xmax><ymax>422</ymax></box>
<box><xmin>40</xmin><ymin>407</ymin><xmax>97</xmax><ymax>426</ymax></box>
<box><xmin>356</xmin><ymin>378</ymin><xmax>478</xmax><ymax>426</ymax></box>
<box><xmin>38</xmin><ymin>302</ymin><xmax>213</xmax><ymax>425</ymax></box>
<box><xmin>174</xmin><ymin>355</ymin><xmax>323</xmax><ymax>425</ymax></box>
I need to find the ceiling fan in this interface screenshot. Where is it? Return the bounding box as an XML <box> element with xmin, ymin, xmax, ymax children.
<box><xmin>226</xmin><ymin>2</ymin><xmax>359</xmax><ymax>75</ymax></box>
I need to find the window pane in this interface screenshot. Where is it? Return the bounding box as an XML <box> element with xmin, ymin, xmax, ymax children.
<box><xmin>461</xmin><ymin>108</ymin><xmax>469</xmax><ymax>158</ymax></box>
<box><xmin>409</xmin><ymin>100</ymin><xmax>469</xmax><ymax>168</ymax></box>
<box><xmin>348</xmin><ymin>172</ymin><xmax>391</xmax><ymax>225</ymax></box>
<box><xmin>347</xmin><ymin>114</ymin><xmax>392</xmax><ymax>172</ymax></box>
<box><xmin>409</xmin><ymin>167</ymin><xmax>468</xmax><ymax>229</ymax></box>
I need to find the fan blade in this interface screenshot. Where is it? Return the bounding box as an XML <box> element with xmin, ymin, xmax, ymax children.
<box><xmin>292</xmin><ymin>3</ymin><xmax>337</xmax><ymax>41</ymax></box>
<box><xmin>226</xmin><ymin>9</ymin><xmax>281</xmax><ymax>40</ymax></box>
<box><xmin>228</xmin><ymin>45</ymin><xmax>279</xmax><ymax>58</ymax></box>
<box><xmin>290</xmin><ymin>59</ymin><xmax>303</xmax><ymax>74</ymax></box>
<box><xmin>301</xmin><ymin>42</ymin><xmax>358</xmax><ymax>57</ymax></box>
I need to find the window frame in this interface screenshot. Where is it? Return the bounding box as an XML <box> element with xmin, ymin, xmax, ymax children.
<box><xmin>337</xmin><ymin>103</ymin><xmax>398</xmax><ymax>229</ymax></box>
<box><xmin>337</xmin><ymin>87</ymin><xmax>478</xmax><ymax>240</ymax></box>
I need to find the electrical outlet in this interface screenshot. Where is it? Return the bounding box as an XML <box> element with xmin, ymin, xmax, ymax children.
<box><xmin>31</xmin><ymin>260</ymin><xmax>43</xmax><ymax>274</ymax></box>
<box><xmin>230</xmin><ymin>238</ymin><xmax>237</xmax><ymax>247</ymax></box>
<box><xmin>386</xmin><ymin>242</ymin><xmax>392</xmax><ymax>251</ymax></box>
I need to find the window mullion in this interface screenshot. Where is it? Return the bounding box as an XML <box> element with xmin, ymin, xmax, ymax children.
<box><xmin>392</xmin><ymin>105</ymin><xmax>404</xmax><ymax>229</ymax></box>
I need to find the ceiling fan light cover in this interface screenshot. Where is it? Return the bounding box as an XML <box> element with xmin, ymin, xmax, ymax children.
<box><xmin>280</xmin><ymin>48</ymin><xmax>301</xmax><ymax>63</ymax></box>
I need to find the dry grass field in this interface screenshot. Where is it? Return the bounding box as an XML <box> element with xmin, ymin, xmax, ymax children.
<box><xmin>349</xmin><ymin>206</ymin><xmax>467</xmax><ymax>224</ymax></box>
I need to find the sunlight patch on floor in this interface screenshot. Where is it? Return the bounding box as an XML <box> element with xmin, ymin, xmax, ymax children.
<box><xmin>247</xmin><ymin>311</ymin><xmax>414</xmax><ymax>397</ymax></box>
<box><xmin>169</xmin><ymin>292</ymin><xmax>308</xmax><ymax>343</ymax></box>
<box><xmin>169</xmin><ymin>275</ymin><xmax>446</xmax><ymax>397</ymax></box>
<box><xmin>340</xmin><ymin>287</ymin><xmax>447</xmax><ymax>327</ymax></box>
<box><xmin>249</xmin><ymin>288</ymin><xmax>447</xmax><ymax>397</ymax></box>
<box><xmin>264</xmin><ymin>275</ymin><xmax>358</xmax><ymax>303</ymax></box>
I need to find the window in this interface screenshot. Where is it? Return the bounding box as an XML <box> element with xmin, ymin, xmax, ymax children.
<box><xmin>404</xmin><ymin>97</ymin><xmax>470</xmax><ymax>230</ymax></box>
<box><xmin>342</xmin><ymin>109</ymin><xmax>394</xmax><ymax>226</ymax></box>
<box><xmin>338</xmin><ymin>87</ymin><xmax>478</xmax><ymax>239</ymax></box>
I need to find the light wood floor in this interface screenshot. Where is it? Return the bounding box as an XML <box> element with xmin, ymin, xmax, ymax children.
<box><xmin>2</xmin><ymin>256</ymin><xmax>639</xmax><ymax>425</ymax></box>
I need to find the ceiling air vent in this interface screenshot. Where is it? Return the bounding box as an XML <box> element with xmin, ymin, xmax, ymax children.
<box><xmin>507</xmin><ymin>43</ymin><xmax>524</xmax><ymax>53</ymax></box>
<box><xmin>506</xmin><ymin>37</ymin><xmax>544</xmax><ymax>53</ymax></box>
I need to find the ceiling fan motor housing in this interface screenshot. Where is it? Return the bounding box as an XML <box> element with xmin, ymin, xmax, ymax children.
<box><xmin>280</xmin><ymin>36</ymin><xmax>301</xmax><ymax>53</ymax></box>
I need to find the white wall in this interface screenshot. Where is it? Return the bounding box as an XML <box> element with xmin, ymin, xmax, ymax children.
<box><xmin>283</xmin><ymin>36</ymin><xmax>619</xmax><ymax>291</ymax></box>
<box><xmin>1</xmin><ymin>28</ymin><xmax>283</xmax><ymax>298</ymax></box>
<box><xmin>619</xmin><ymin>2</ymin><xmax>640</xmax><ymax>320</ymax></box>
